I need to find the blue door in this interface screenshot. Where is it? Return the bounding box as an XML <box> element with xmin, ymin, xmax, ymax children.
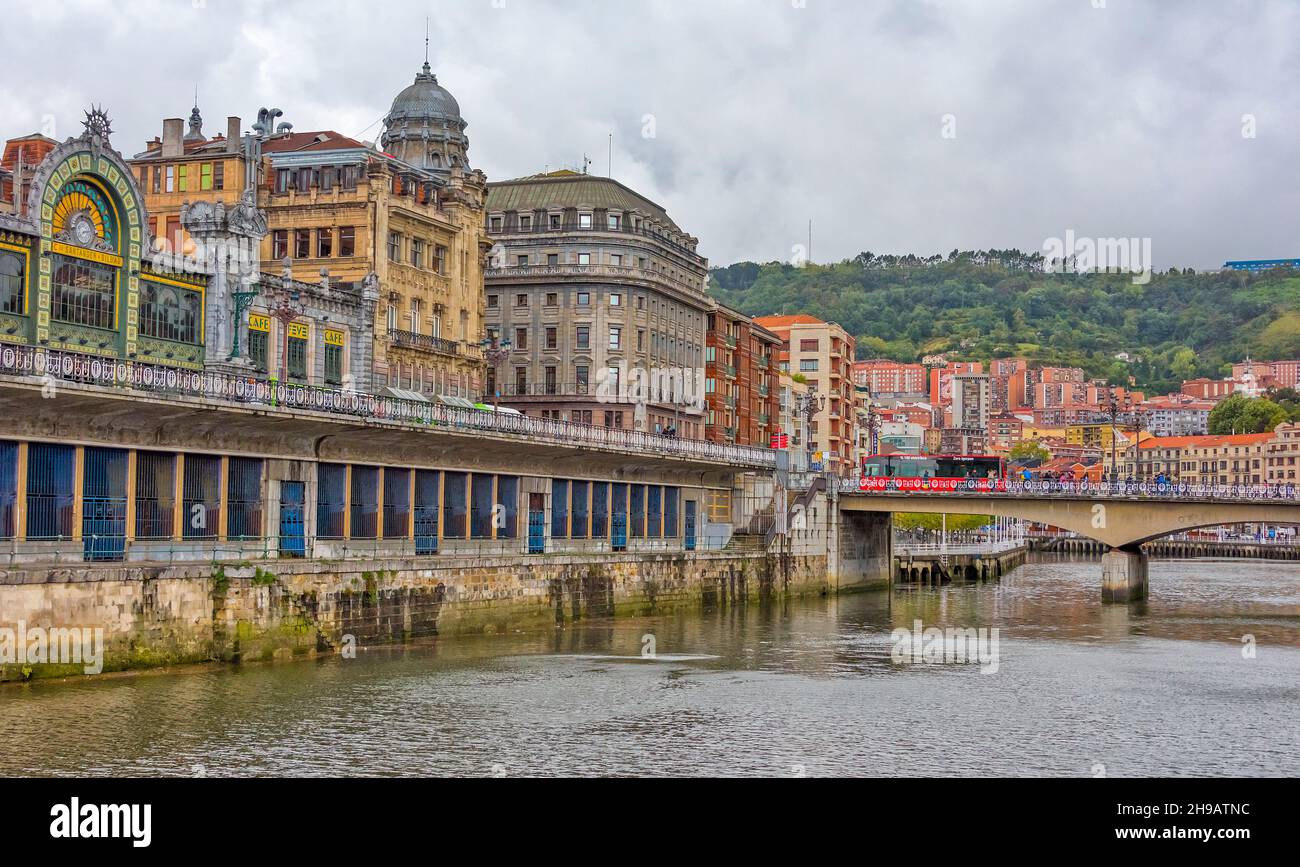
<box><xmin>527</xmin><ymin>492</ymin><xmax>545</xmax><ymax>554</ymax></box>
<box><xmin>279</xmin><ymin>481</ymin><xmax>306</xmax><ymax>558</ymax></box>
<box><xmin>684</xmin><ymin>500</ymin><xmax>697</xmax><ymax>552</ymax></box>
<box><xmin>414</xmin><ymin>470</ymin><xmax>439</xmax><ymax>554</ymax></box>
<box><xmin>611</xmin><ymin>483</ymin><xmax>628</xmax><ymax>551</ymax></box>
<box><xmin>83</xmin><ymin>447</ymin><xmax>127</xmax><ymax>562</ymax></box>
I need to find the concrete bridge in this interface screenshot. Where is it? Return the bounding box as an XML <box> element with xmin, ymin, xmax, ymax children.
<box><xmin>837</xmin><ymin>488</ymin><xmax>1300</xmax><ymax>602</ymax></box>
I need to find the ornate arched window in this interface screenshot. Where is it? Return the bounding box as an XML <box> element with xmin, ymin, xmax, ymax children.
<box><xmin>141</xmin><ymin>280</ymin><xmax>201</xmax><ymax>344</ymax></box>
<box><xmin>0</xmin><ymin>250</ymin><xmax>23</xmax><ymax>314</ymax></box>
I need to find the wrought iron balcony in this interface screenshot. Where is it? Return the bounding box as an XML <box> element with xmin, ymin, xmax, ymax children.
<box><xmin>388</xmin><ymin>330</ymin><xmax>465</xmax><ymax>358</ymax></box>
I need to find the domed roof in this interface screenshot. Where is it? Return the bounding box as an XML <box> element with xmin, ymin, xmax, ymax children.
<box><xmin>387</xmin><ymin>63</ymin><xmax>463</xmax><ymax>127</ymax></box>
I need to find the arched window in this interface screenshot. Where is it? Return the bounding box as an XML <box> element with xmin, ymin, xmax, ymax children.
<box><xmin>0</xmin><ymin>250</ymin><xmax>23</xmax><ymax>314</ymax></box>
<box><xmin>141</xmin><ymin>280</ymin><xmax>201</xmax><ymax>344</ymax></box>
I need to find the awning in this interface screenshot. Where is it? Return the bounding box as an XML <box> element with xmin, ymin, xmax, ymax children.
<box><xmin>382</xmin><ymin>387</ymin><xmax>431</xmax><ymax>403</ymax></box>
<box><xmin>438</xmin><ymin>395</ymin><xmax>478</xmax><ymax>409</ymax></box>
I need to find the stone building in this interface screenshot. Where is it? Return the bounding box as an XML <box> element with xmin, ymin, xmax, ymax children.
<box><xmin>128</xmin><ymin>60</ymin><xmax>491</xmax><ymax>400</ymax></box>
<box><xmin>704</xmin><ymin>302</ymin><xmax>780</xmax><ymax>446</ymax></box>
<box><xmin>484</xmin><ymin>171</ymin><xmax>711</xmax><ymax>437</ymax></box>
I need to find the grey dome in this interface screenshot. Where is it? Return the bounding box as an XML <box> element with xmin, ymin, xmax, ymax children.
<box><xmin>387</xmin><ymin>63</ymin><xmax>463</xmax><ymax>127</ymax></box>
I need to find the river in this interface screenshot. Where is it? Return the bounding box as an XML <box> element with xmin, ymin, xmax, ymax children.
<box><xmin>4</xmin><ymin>556</ymin><xmax>1298</xmax><ymax>777</ymax></box>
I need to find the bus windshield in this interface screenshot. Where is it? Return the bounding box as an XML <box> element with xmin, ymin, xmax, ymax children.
<box><xmin>863</xmin><ymin>456</ymin><xmax>1002</xmax><ymax>479</ymax></box>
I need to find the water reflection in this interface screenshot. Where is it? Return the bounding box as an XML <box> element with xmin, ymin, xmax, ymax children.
<box><xmin>3</xmin><ymin>556</ymin><xmax>1297</xmax><ymax>777</ymax></box>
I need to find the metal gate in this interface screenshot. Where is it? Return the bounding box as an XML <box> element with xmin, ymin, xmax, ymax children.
<box><xmin>279</xmin><ymin>481</ymin><xmax>306</xmax><ymax>557</ymax></box>
<box><xmin>527</xmin><ymin>492</ymin><xmax>545</xmax><ymax>554</ymax></box>
<box><xmin>83</xmin><ymin>447</ymin><xmax>127</xmax><ymax>561</ymax></box>
<box><xmin>414</xmin><ymin>470</ymin><xmax>439</xmax><ymax>554</ymax></box>
<box><xmin>611</xmin><ymin>483</ymin><xmax>628</xmax><ymax>551</ymax></box>
<box><xmin>684</xmin><ymin>500</ymin><xmax>697</xmax><ymax>552</ymax></box>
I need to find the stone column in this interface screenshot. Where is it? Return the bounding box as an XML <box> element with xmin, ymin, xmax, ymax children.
<box><xmin>1101</xmin><ymin>547</ymin><xmax>1149</xmax><ymax>603</ymax></box>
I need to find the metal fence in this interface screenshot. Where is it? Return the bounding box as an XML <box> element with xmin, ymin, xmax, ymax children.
<box><xmin>0</xmin><ymin>342</ymin><xmax>774</xmax><ymax>469</ymax></box>
<box><xmin>839</xmin><ymin>477</ymin><xmax>1300</xmax><ymax>502</ymax></box>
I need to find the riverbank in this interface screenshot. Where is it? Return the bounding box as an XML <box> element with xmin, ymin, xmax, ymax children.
<box><xmin>0</xmin><ymin>550</ymin><xmax>832</xmax><ymax>682</ymax></box>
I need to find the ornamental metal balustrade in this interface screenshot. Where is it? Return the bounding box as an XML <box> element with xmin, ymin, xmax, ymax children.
<box><xmin>833</xmin><ymin>477</ymin><xmax>1300</xmax><ymax>502</ymax></box>
<box><xmin>0</xmin><ymin>342</ymin><xmax>774</xmax><ymax>469</ymax></box>
<box><xmin>485</xmin><ymin>263</ymin><xmax>704</xmax><ymax>297</ymax></box>
<box><xmin>486</xmin><ymin>219</ymin><xmax>705</xmax><ymax>263</ymax></box>
<box><xmin>387</xmin><ymin>329</ymin><xmax>470</xmax><ymax>358</ymax></box>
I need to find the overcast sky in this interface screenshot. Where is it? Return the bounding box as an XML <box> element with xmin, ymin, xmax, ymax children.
<box><xmin>5</xmin><ymin>0</ymin><xmax>1297</xmax><ymax>270</ymax></box>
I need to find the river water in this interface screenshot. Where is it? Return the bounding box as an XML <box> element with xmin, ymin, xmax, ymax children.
<box><xmin>4</xmin><ymin>557</ymin><xmax>1298</xmax><ymax>778</ymax></box>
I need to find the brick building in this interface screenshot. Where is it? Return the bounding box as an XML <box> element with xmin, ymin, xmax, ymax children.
<box><xmin>704</xmin><ymin>302</ymin><xmax>780</xmax><ymax>445</ymax></box>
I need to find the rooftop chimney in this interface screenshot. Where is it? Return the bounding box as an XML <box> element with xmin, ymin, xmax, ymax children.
<box><xmin>226</xmin><ymin>117</ymin><xmax>241</xmax><ymax>154</ymax></box>
<box><xmin>161</xmin><ymin>118</ymin><xmax>184</xmax><ymax>158</ymax></box>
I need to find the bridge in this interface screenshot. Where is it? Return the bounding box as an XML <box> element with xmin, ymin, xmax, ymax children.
<box><xmin>834</xmin><ymin>481</ymin><xmax>1300</xmax><ymax>602</ymax></box>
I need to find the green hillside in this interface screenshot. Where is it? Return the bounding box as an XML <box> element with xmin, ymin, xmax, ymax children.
<box><xmin>708</xmin><ymin>252</ymin><xmax>1300</xmax><ymax>395</ymax></box>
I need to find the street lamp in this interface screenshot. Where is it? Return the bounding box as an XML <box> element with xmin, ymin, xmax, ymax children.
<box><xmin>795</xmin><ymin>391</ymin><xmax>827</xmax><ymax>475</ymax></box>
<box><xmin>1107</xmin><ymin>397</ymin><xmax>1119</xmax><ymax>484</ymax></box>
<box><xmin>479</xmin><ymin>332</ymin><xmax>512</xmax><ymax>410</ymax></box>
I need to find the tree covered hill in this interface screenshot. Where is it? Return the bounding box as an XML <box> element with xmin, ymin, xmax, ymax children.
<box><xmin>708</xmin><ymin>252</ymin><xmax>1300</xmax><ymax>395</ymax></box>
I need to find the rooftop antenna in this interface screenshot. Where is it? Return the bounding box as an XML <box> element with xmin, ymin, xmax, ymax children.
<box><xmin>424</xmin><ymin>17</ymin><xmax>429</xmax><ymax>65</ymax></box>
<box><xmin>582</xmin><ymin>153</ymin><xmax>591</xmax><ymax>175</ymax></box>
<box><xmin>608</xmin><ymin>133</ymin><xmax>613</xmax><ymax>177</ymax></box>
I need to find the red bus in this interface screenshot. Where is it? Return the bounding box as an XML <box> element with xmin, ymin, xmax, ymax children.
<box><xmin>860</xmin><ymin>454</ymin><xmax>1007</xmax><ymax>493</ymax></box>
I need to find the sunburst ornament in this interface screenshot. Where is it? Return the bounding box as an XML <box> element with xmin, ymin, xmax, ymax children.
<box><xmin>82</xmin><ymin>105</ymin><xmax>113</xmax><ymax>142</ymax></box>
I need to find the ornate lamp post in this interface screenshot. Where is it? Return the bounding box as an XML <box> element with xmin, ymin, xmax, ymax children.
<box><xmin>795</xmin><ymin>391</ymin><xmax>827</xmax><ymax>474</ymax></box>
<box><xmin>268</xmin><ymin>261</ymin><xmax>302</xmax><ymax>388</ymax></box>
<box><xmin>228</xmin><ymin>288</ymin><xmax>259</xmax><ymax>363</ymax></box>
<box><xmin>478</xmin><ymin>332</ymin><xmax>513</xmax><ymax>410</ymax></box>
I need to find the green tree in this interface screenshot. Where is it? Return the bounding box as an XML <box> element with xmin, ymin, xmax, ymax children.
<box><xmin>1207</xmin><ymin>393</ymin><xmax>1288</xmax><ymax>434</ymax></box>
<box><xmin>1008</xmin><ymin>440</ymin><xmax>1051</xmax><ymax>462</ymax></box>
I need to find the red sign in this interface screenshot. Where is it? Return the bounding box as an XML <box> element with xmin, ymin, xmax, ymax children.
<box><xmin>770</xmin><ymin>432</ymin><xmax>790</xmax><ymax>449</ymax></box>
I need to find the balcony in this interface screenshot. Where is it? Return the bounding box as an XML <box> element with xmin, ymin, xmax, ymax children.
<box><xmin>758</xmin><ymin>413</ymin><xmax>771</xmax><ymax>425</ymax></box>
<box><xmin>388</xmin><ymin>330</ymin><xmax>466</xmax><ymax>358</ymax></box>
<box><xmin>757</xmin><ymin>355</ymin><xmax>770</xmax><ymax>369</ymax></box>
<box><xmin>725</xmin><ymin>365</ymin><xmax>737</xmax><ymax>379</ymax></box>
<box><xmin>494</xmin><ymin>382</ymin><xmax>592</xmax><ymax>398</ymax></box>
<box><xmin>485</xmin><ymin>263</ymin><xmax>701</xmax><ymax>297</ymax></box>
<box><xmin>758</xmin><ymin>384</ymin><xmax>769</xmax><ymax>397</ymax></box>
<box><xmin>724</xmin><ymin>335</ymin><xmax>738</xmax><ymax>349</ymax></box>
<box><xmin>725</xmin><ymin>395</ymin><xmax>737</xmax><ymax>409</ymax></box>
<box><xmin>486</xmin><ymin>217</ymin><xmax>705</xmax><ymax>265</ymax></box>
<box><xmin>724</xmin><ymin>426</ymin><xmax>737</xmax><ymax>440</ymax></box>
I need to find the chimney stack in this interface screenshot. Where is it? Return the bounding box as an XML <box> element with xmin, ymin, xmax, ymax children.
<box><xmin>161</xmin><ymin>118</ymin><xmax>184</xmax><ymax>158</ymax></box>
<box><xmin>226</xmin><ymin>117</ymin><xmax>241</xmax><ymax>154</ymax></box>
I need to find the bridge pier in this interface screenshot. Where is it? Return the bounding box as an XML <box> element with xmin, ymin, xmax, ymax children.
<box><xmin>1101</xmin><ymin>548</ymin><xmax>1149</xmax><ymax>603</ymax></box>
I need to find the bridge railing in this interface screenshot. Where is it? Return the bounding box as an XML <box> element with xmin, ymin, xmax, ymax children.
<box><xmin>837</xmin><ymin>477</ymin><xmax>1300</xmax><ymax>502</ymax></box>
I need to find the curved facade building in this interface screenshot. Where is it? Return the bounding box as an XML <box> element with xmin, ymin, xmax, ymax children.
<box><xmin>484</xmin><ymin>171</ymin><xmax>710</xmax><ymax>437</ymax></box>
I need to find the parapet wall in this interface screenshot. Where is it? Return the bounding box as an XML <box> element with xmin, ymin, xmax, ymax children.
<box><xmin>0</xmin><ymin>550</ymin><xmax>830</xmax><ymax>682</ymax></box>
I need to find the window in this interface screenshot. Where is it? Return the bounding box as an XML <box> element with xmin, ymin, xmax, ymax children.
<box><xmin>549</xmin><ymin>214</ymin><xmax>561</xmax><ymax>229</ymax></box>
<box><xmin>577</xmin><ymin>292</ymin><xmax>590</xmax><ymax>306</ymax></box>
<box><xmin>26</xmin><ymin>443</ymin><xmax>75</xmax><ymax>540</ymax></box>
<box><xmin>133</xmin><ymin>451</ymin><xmax>175</xmax><ymax>540</ymax></box>
<box><xmin>630</xmin><ymin>485</ymin><xmax>646</xmax><ymax>538</ymax></box>
<box><xmin>248</xmin><ymin>324</ymin><xmax>268</xmax><ymax>372</ymax></box>
<box><xmin>517</xmin><ymin>254</ymin><xmax>529</xmax><ymax>267</ymax></box>
<box><xmin>275</xmin><ymin>168</ymin><xmax>291</xmax><ymax>193</ymax></box>
<box><xmin>388</xmin><ymin>232</ymin><xmax>401</xmax><ymax>262</ymax></box>
<box><xmin>519</xmin><ymin>216</ymin><xmax>532</xmax><ymax>230</ymax></box>
<box><xmin>471</xmin><ymin>474</ymin><xmax>494</xmax><ymax>539</ymax></box>
<box><xmin>608</xmin><ymin>214</ymin><xmax>621</xmax><ymax>230</ymax></box>
<box><xmin>324</xmin><ymin>341</ymin><xmax>343</xmax><ymax>385</ymax></box>
<box><xmin>294</xmin><ymin>229</ymin><xmax>311</xmax><ymax>259</ymax></box>
<box><xmin>487</xmin><ymin>294</ymin><xmax>499</xmax><ymax>308</ymax></box>
<box><xmin>152</xmin><ymin>165</ymin><xmax>161</xmax><ymax>194</ymax></box>
<box><xmin>610</xmin><ymin>254</ymin><xmax>622</xmax><ymax>267</ymax></box>
<box><xmin>579</xmin><ymin>214</ymin><xmax>593</xmax><ymax>229</ymax></box>
<box><xmin>165</xmin><ymin>165</ymin><xmax>175</xmax><ymax>193</ymax></box>
<box><xmin>320</xmin><ymin>166</ymin><xmax>336</xmax><ymax>192</ymax></box>
<box><xmin>410</xmin><ymin>298</ymin><xmax>422</xmax><ymax>333</ymax></box>
<box><xmin>350</xmin><ymin>466</ymin><xmax>379</xmax><ymax>539</ymax></box>
<box><xmin>576</xmin><ymin>326</ymin><xmax>590</xmax><ymax>350</ymax></box>
<box><xmin>576</xmin><ymin>365</ymin><xmax>589</xmax><ymax>391</ymax></box>
<box><xmin>490</xmin><ymin>216</ymin><xmax>502</xmax><ymax>232</ymax></box>
<box><xmin>342</xmin><ymin>165</ymin><xmax>359</xmax><ymax>190</ymax></box>
<box><xmin>226</xmin><ymin>458</ymin><xmax>263</xmax><ymax>540</ymax></box>
<box><xmin>442</xmin><ymin>472</ymin><xmax>468</xmax><ymax>538</ymax></box>
<box><xmin>434</xmin><ymin>245</ymin><xmax>447</xmax><ymax>274</ymax></box>
<box><xmin>386</xmin><ymin>305</ymin><xmax>397</xmax><ymax>332</ymax></box>
<box><xmin>297</xmin><ymin>169</ymin><xmax>312</xmax><ymax>193</ymax></box>
<box><xmin>800</xmin><ymin>339</ymin><xmax>820</xmax><ymax>352</ymax></box>
<box><xmin>317</xmin><ymin>228</ymin><xmax>333</xmax><ymax>258</ymax></box>
<box><xmin>200</xmin><ymin>163</ymin><xmax>213</xmax><ymax>191</ymax></box>
<box><xmin>637</xmin><ymin>330</ymin><xmax>645</xmax><ymax>352</ymax></box>
<box><xmin>52</xmin><ymin>255</ymin><xmax>115</xmax><ymax>330</ymax></box>
<box><xmin>609</xmin><ymin>327</ymin><xmax>621</xmax><ymax>350</ymax></box>
<box><xmin>545</xmin><ymin>292</ymin><xmax>558</xmax><ymax>306</ymax></box>
<box><xmin>578</xmin><ymin>253</ymin><xmax>591</xmax><ymax>266</ymax></box>
<box><xmin>609</xmin><ymin>293</ymin><xmax>621</xmax><ymax>306</ymax></box>
<box><xmin>181</xmin><ymin>454</ymin><xmax>221</xmax><ymax>541</ymax></box>
<box><xmin>140</xmin><ymin>281</ymin><xmax>201</xmax><ymax>344</ymax></box>
<box><xmin>515</xmin><ymin>367</ymin><xmax>527</xmax><ymax>393</ymax></box>
<box><xmin>496</xmin><ymin>476</ymin><xmax>518</xmax><ymax>538</ymax></box>
<box><xmin>287</xmin><ymin>326</ymin><xmax>308</xmax><ymax>379</ymax></box>
<box><xmin>547</xmin><ymin>253</ymin><xmax>559</xmax><ymax>266</ymax></box>
<box><xmin>592</xmin><ymin>483</ymin><xmax>608</xmax><ymax>538</ymax></box>
<box><xmin>383</xmin><ymin>468</ymin><xmax>411</xmax><ymax>540</ymax></box>
<box><xmin>516</xmin><ymin>294</ymin><xmax>528</xmax><ymax>307</ymax></box>
<box><xmin>411</xmin><ymin>238</ymin><xmax>425</xmax><ymax>269</ymax></box>
<box><xmin>0</xmin><ymin>250</ymin><xmax>24</xmax><ymax>314</ymax></box>
<box><xmin>317</xmin><ymin>464</ymin><xmax>347</xmax><ymax>539</ymax></box>
<box><xmin>272</xmin><ymin>229</ymin><xmax>288</xmax><ymax>260</ymax></box>
<box><xmin>800</xmin><ymin>359</ymin><xmax>820</xmax><ymax>372</ymax></box>
<box><xmin>551</xmin><ymin>479</ymin><xmax>569</xmax><ymax>538</ymax></box>
<box><xmin>545</xmin><ymin>327</ymin><xmax>557</xmax><ymax>350</ymax></box>
<box><xmin>339</xmin><ymin>226</ymin><xmax>355</xmax><ymax>257</ymax></box>
<box><xmin>571</xmin><ymin>482</ymin><xmax>590</xmax><ymax>539</ymax></box>
<box><xmin>514</xmin><ymin>327</ymin><xmax>528</xmax><ymax>350</ymax></box>
<box><xmin>545</xmin><ymin>366</ymin><xmax>557</xmax><ymax>394</ymax></box>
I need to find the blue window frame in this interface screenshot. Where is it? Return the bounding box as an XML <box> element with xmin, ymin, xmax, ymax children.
<box><xmin>350</xmin><ymin>466</ymin><xmax>379</xmax><ymax>539</ymax></box>
<box><xmin>182</xmin><ymin>454</ymin><xmax>221</xmax><ymax>540</ymax></box>
<box><xmin>648</xmin><ymin>485</ymin><xmax>662</xmax><ymax>538</ymax></box>
<box><xmin>551</xmin><ymin>479</ymin><xmax>569</xmax><ymax>538</ymax></box>
<box><xmin>134</xmin><ymin>451</ymin><xmax>175</xmax><ymax>540</ymax></box>
<box><xmin>27</xmin><ymin>443</ymin><xmax>75</xmax><ymax>540</ymax></box>
<box><xmin>442</xmin><ymin>472</ymin><xmax>467</xmax><ymax>539</ymax></box>
<box><xmin>226</xmin><ymin>457</ymin><xmax>263</xmax><ymax>540</ymax></box>
<box><xmin>630</xmin><ymin>484</ymin><xmax>645</xmax><ymax>538</ymax></box>
<box><xmin>496</xmin><ymin>476</ymin><xmax>518</xmax><ymax>539</ymax></box>
<box><xmin>571</xmin><ymin>481</ymin><xmax>589</xmax><ymax>539</ymax></box>
<box><xmin>0</xmin><ymin>441</ymin><xmax>17</xmax><ymax>539</ymax></box>
<box><xmin>591</xmin><ymin>482</ymin><xmax>608</xmax><ymax>539</ymax></box>
<box><xmin>317</xmin><ymin>463</ymin><xmax>347</xmax><ymax>539</ymax></box>
<box><xmin>383</xmin><ymin>468</ymin><xmax>411</xmax><ymax>539</ymax></box>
